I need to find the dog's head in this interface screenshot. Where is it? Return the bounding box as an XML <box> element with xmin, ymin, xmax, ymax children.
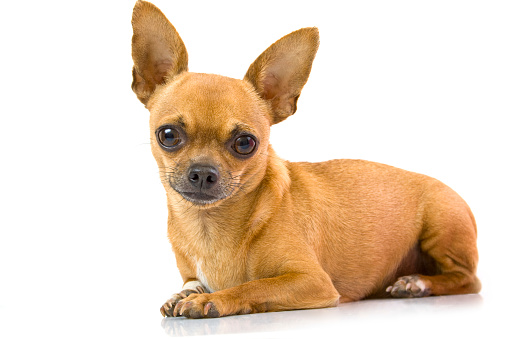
<box><xmin>131</xmin><ymin>0</ymin><xmax>319</xmax><ymax>206</ymax></box>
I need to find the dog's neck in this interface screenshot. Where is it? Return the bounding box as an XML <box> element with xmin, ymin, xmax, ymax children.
<box><xmin>165</xmin><ymin>146</ymin><xmax>290</xmax><ymax>248</ymax></box>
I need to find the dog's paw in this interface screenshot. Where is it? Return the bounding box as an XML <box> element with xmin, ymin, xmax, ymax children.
<box><xmin>386</xmin><ymin>275</ymin><xmax>430</xmax><ymax>298</ymax></box>
<box><xmin>160</xmin><ymin>286</ymin><xmax>206</xmax><ymax>317</ymax></box>
<box><xmin>173</xmin><ymin>293</ymin><xmax>223</xmax><ymax>319</ymax></box>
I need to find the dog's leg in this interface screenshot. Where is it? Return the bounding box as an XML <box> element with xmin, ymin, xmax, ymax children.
<box><xmin>160</xmin><ymin>249</ymin><xmax>209</xmax><ymax>317</ymax></box>
<box><xmin>387</xmin><ymin>191</ymin><xmax>481</xmax><ymax>298</ymax></box>
<box><xmin>171</xmin><ymin>271</ymin><xmax>340</xmax><ymax>318</ymax></box>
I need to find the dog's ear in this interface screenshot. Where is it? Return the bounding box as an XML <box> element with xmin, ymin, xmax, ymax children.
<box><xmin>131</xmin><ymin>0</ymin><xmax>188</xmax><ymax>106</ymax></box>
<box><xmin>244</xmin><ymin>28</ymin><xmax>319</xmax><ymax>124</ymax></box>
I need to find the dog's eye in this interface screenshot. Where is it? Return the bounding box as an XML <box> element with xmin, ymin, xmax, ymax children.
<box><xmin>233</xmin><ymin>135</ymin><xmax>256</xmax><ymax>155</ymax></box>
<box><xmin>157</xmin><ymin>127</ymin><xmax>181</xmax><ymax>148</ymax></box>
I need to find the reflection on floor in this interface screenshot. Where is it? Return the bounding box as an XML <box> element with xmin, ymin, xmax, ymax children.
<box><xmin>161</xmin><ymin>294</ymin><xmax>485</xmax><ymax>338</ymax></box>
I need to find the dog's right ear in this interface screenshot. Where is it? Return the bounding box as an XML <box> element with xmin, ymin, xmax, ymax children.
<box><xmin>131</xmin><ymin>0</ymin><xmax>188</xmax><ymax>106</ymax></box>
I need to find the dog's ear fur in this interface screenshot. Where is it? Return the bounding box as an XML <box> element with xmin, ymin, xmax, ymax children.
<box><xmin>244</xmin><ymin>28</ymin><xmax>319</xmax><ymax>124</ymax></box>
<box><xmin>131</xmin><ymin>0</ymin><xmax>188</xmax><ymax>106</ymax></box>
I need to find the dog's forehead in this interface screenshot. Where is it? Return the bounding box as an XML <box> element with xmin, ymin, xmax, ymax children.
<box><xmin>150</xmin><ymin>73</ymin><xmax>268</xmax><ymax>134</ymax></box>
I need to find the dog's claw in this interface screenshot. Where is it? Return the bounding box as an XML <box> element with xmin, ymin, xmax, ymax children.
<box><xmin>174</xmin><ymin>300</ymin><xmax>183</xmax><ymax>317</ymax></box>
<box><xmin>204</xmin><ymin>302</ymin><xmax>212</xmax><ymax>315</ymax></box>
<box><xmin>179</xmin><ymin>301</ymin><xmax>193</xmax><ymax>316</ymax></box>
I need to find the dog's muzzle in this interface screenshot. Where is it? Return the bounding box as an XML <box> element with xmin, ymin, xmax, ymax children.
<box><xmin>176</xmin><ymin>164</ymin><xmax>227</xmax><ymax>205</ymax></box>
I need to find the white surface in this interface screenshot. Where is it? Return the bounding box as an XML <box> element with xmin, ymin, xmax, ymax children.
<box><xmin>1</xmin><ymin>1</ymin><xmax>508</xmax><ymax>338</ymax></box>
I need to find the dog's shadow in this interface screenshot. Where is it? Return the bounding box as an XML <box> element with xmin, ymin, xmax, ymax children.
<box><xmin>161</xmin><ymin>294</ymin><xmax>483</xmax><ymax>337</ymax></box>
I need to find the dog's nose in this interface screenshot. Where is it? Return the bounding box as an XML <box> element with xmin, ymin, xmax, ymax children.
<box><xmin>188</xmin><ymin>165</ymin><xmax>219</xmax><ymax>190</ymax></box>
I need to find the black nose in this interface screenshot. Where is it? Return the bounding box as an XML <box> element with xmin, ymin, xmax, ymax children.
<box><xmin>188</xmin><ymin>165</ymin><xmax>219</xmax><ymax>190</ymax></box>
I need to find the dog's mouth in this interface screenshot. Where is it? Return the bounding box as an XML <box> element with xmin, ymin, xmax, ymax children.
<box><xmin>179</xmin><ymin>191</ymin><xmax>222</xmax><ymax>205</ymax></box>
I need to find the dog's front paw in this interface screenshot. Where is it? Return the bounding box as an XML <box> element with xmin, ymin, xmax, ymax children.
<box><xmin>173</xmin><ymin>293</ymin><xmax>224</xmax><ymax>319</ymax></box>
<box><xmin>386</xmin><ymin>275</ymin><xmax>430</xmax><ymax>298</ymax></box>
<box><xmin>160</xmin><ymin>286</ymin><xmax>206</xmax><ymax>317</ymax></box>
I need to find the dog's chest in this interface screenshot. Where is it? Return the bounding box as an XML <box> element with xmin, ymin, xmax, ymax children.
<box><xmin>192</xmin><ymin>250</ymin><xmax>246</xmax><ymax>293</ymax></box>
<box><xmin>171</xmin><ymin>214</ymin><xmax>249</xmax><ymax>292</ymax></box>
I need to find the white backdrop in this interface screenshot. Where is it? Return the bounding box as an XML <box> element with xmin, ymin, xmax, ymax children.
<box><xmin>1</xmin><ymin>1</ymin><xmax>508</xmax><ymax>338</ymax></box>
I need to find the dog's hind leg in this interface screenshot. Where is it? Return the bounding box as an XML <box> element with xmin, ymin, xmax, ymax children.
<box><xmin>387</xmin><ymin>184</ymin><xmax>481</xmax><ymax>298</ymax></box>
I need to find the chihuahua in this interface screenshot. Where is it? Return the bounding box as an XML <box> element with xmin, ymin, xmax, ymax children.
<box><xmin>131</xmin><ymin>1</ymin><xmax>481</xmax><ymax>318</ymax></box>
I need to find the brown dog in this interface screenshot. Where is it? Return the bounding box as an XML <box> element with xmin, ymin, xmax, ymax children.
<box><xmin>131</xmin><ymin>0</ymin><xmax>481</xmax><ymax>318</ymax></box>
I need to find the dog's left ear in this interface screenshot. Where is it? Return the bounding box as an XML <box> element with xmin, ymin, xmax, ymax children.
<box><xmin>244</xmin><ymin>28</ymin><xmax>319</xmax><ymax>124</ymax></box>
<box><xmin>131</xmin><ymin>0</ymin><xmax>188</xmax><ymax>106</ymax></box>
